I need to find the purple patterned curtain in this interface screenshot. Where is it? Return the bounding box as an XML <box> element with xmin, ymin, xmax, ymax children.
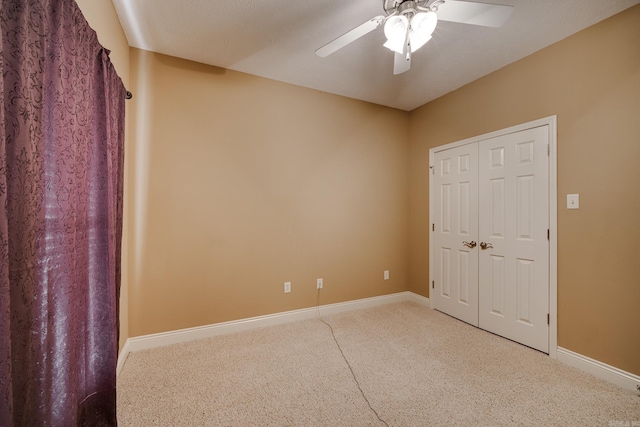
<box><xmin>0</xmin><ymin>0</ymin><xmax>125</xmax><ymax>425</ymax></box>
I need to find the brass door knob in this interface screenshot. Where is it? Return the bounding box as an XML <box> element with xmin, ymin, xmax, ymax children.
<box><xmin>480</xmin><ymin>242</ymin><xmax>494</xmax><ymax>250</ymax></box>
<box><xmin>463</xmin><ymin>241</ymin><xmax>477</xmax><ymax>248</ymax></box>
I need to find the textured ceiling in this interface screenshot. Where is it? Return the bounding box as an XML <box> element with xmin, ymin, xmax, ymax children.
<box><xmin>112</xmin><ymin>0</ymin><xmax>640</xmax><ymax>111</ymax></box>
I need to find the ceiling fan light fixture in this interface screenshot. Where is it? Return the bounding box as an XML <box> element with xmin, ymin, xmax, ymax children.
<box><xmin>383</xmin><ymin>14</ymin><xmax>409</xmax><ymax>53</ymax></box>
<box><xmin>409</xmin><ymin>11</ymin><xmax>438</xmax><ymax>51</ymax></box>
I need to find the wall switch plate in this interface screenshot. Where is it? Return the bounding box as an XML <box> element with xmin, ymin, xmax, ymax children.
<box><xmin>284</xmin><ymin>282</ymin><xmax>291</xmax><ymax>293</ymax></box>
<box><xmin>567</xmin><ymin>194</ymin><xmax>579</xmax><ymax>209</ymax></box>
<box><xmin>384</xmin><ymin>270</ymin><xmax>390</xmax><ymax>280</ymax></box>
<box><xmin>316</xmin><ymin>278</ymin><xmax>323</xmax><ymax>289</ymax></box>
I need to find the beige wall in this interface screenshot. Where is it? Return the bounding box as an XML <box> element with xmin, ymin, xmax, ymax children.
<box><xmin>75</xmin><ymin>0</ymin><xmax>131</xmax><ymax>352</ymax></box>
<box><xmin>409</xmin><ymin>5</ymin><xmax>640</xmax><ymax>375</ymax></box>
<box><xmin>74</xmin><ymin>0</ymin><xmax>639</xmax><ymax>376</ymax></box>
<box><xmin>127</xmin><ymin>49</ymin><xmax>410</xmax><ymax>336</ymax></box>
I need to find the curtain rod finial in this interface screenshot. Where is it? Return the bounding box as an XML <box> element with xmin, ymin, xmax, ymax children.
<box><xmin>125</xmin><ymin>91</ymin><xmax>133</xmax><ymax>100</ymax></box>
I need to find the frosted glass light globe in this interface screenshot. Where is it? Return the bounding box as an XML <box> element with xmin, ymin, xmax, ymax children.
<box><xmin>383</xmin><ymin>15</ymin><xmax>409</xmax><ymax>53</ymax></box>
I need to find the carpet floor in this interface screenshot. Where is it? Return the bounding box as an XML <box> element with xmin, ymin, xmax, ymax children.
<box><xmin>117</xmin><ymin>301</ymin><xmax>640</xmax><ymax>426</ymax></box>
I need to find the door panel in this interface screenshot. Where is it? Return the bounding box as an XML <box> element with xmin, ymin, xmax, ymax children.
<box><xmin>478</xmin><ymin>126</ymin><xmax>549</xmax><ymax>353</ymax></box>
<box><xmin>433</xmin><ymin>144</ymin><xmax>479</xmax><ymax>326</ymax></box>
<box><xmin>490</xmin><ymin>178</ymin><xmax>505</xmax><ymax>238</ymax></box>
<box><xmin>489</xmin><ymin>254</ymin><xmax>505</xmax><ymax>316</ymax></box>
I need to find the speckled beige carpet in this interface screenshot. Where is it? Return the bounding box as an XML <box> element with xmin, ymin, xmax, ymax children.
<box><xmin>117</xmin><ymin>301</ymin><xmax>640</xmax><ymax>426</ymax></box>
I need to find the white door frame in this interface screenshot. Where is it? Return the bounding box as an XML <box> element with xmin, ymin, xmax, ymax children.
<box><xmin>428</xmin><ymin>116</ymin><xmax>558</xmax><ymax>359</ymax></box>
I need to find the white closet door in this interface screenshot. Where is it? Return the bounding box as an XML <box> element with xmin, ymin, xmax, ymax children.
<box><xmin>432</xmin><ymin>143</ymin><xmax>479</xmax><ymax>326</ymax></box>
<box><xmin>478</xmin><ymin>126</ymin><xmax>549</xmax><ymax>353</ymax></box>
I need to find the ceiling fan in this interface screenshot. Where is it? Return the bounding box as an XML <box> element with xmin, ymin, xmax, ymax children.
<box><xmin>315</xmin><ymin>0</ymin><xmax>514</xmax><ymax>75</ymax></box>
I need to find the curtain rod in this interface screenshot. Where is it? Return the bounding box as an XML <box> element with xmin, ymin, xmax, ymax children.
<box><xmin>125</xmin><ymin>91</ymin><xmax>133</xmax><ymax>100</ymax></box>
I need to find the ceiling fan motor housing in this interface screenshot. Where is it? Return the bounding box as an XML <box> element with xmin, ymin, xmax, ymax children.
<box><xmin>384</xmin><ymin>0</ymin><xmax>434</xmax><ymax>15</ymax></box>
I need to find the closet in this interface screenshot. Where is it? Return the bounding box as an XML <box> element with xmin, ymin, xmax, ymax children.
<box><xmin>430</xmin><ymin>121</ymin><xmax>553</xmax><ymax>353</ymax></box>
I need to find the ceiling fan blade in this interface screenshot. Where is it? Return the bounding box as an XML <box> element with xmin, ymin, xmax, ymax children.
<box><xmin>393</xmin><ymin>51</ymin><xmax>411</xmax><ymax>75</ymax></box>
<box><xmin>315</xmin><ymin>16</ymin><xmax>385</xmax><ymax>57</ymax></box>
<box><xmin>393</xmin><ymin>28</ymin><xmax>411</xmax><ymax>75</ymax></box>
<box><xmin>435</xmin><ymin>0</ymin><xmax>513</xmax><ymax>28</ymax></box>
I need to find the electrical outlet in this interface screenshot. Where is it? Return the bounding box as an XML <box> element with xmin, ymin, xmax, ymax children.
<box><xmin>284</xmin><ymin>281</ymin><xmax>291</xmax><ymax>293</ymax></box>
<box><xmin>316</xmin><ymin>278</ymin><xmax>323</xmax><ymax>289</ymax></box>
<box><xmin>384</xmin><ymin>270</ymin><xmax>390</xmax><ymax>280</ymax></box>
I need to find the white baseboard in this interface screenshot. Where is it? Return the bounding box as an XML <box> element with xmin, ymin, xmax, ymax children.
<box><xmin>116</xmin><ymin>339</ymin><xmax>131</xmax><ymax>376</ymax></box>
<box><xmin>407</xmin><ymin>291</ymin><xmax>430</xmax><ymax>307</ymax></box>
<box><xmin>117</xmin><ymin>291</ymin><xmax>428</xmax><ymax>376</ymax></box>
<box><xmin>557</xmin><ymin>347</ymin><xmax>640</xmax><ymax>393</ymax></box>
